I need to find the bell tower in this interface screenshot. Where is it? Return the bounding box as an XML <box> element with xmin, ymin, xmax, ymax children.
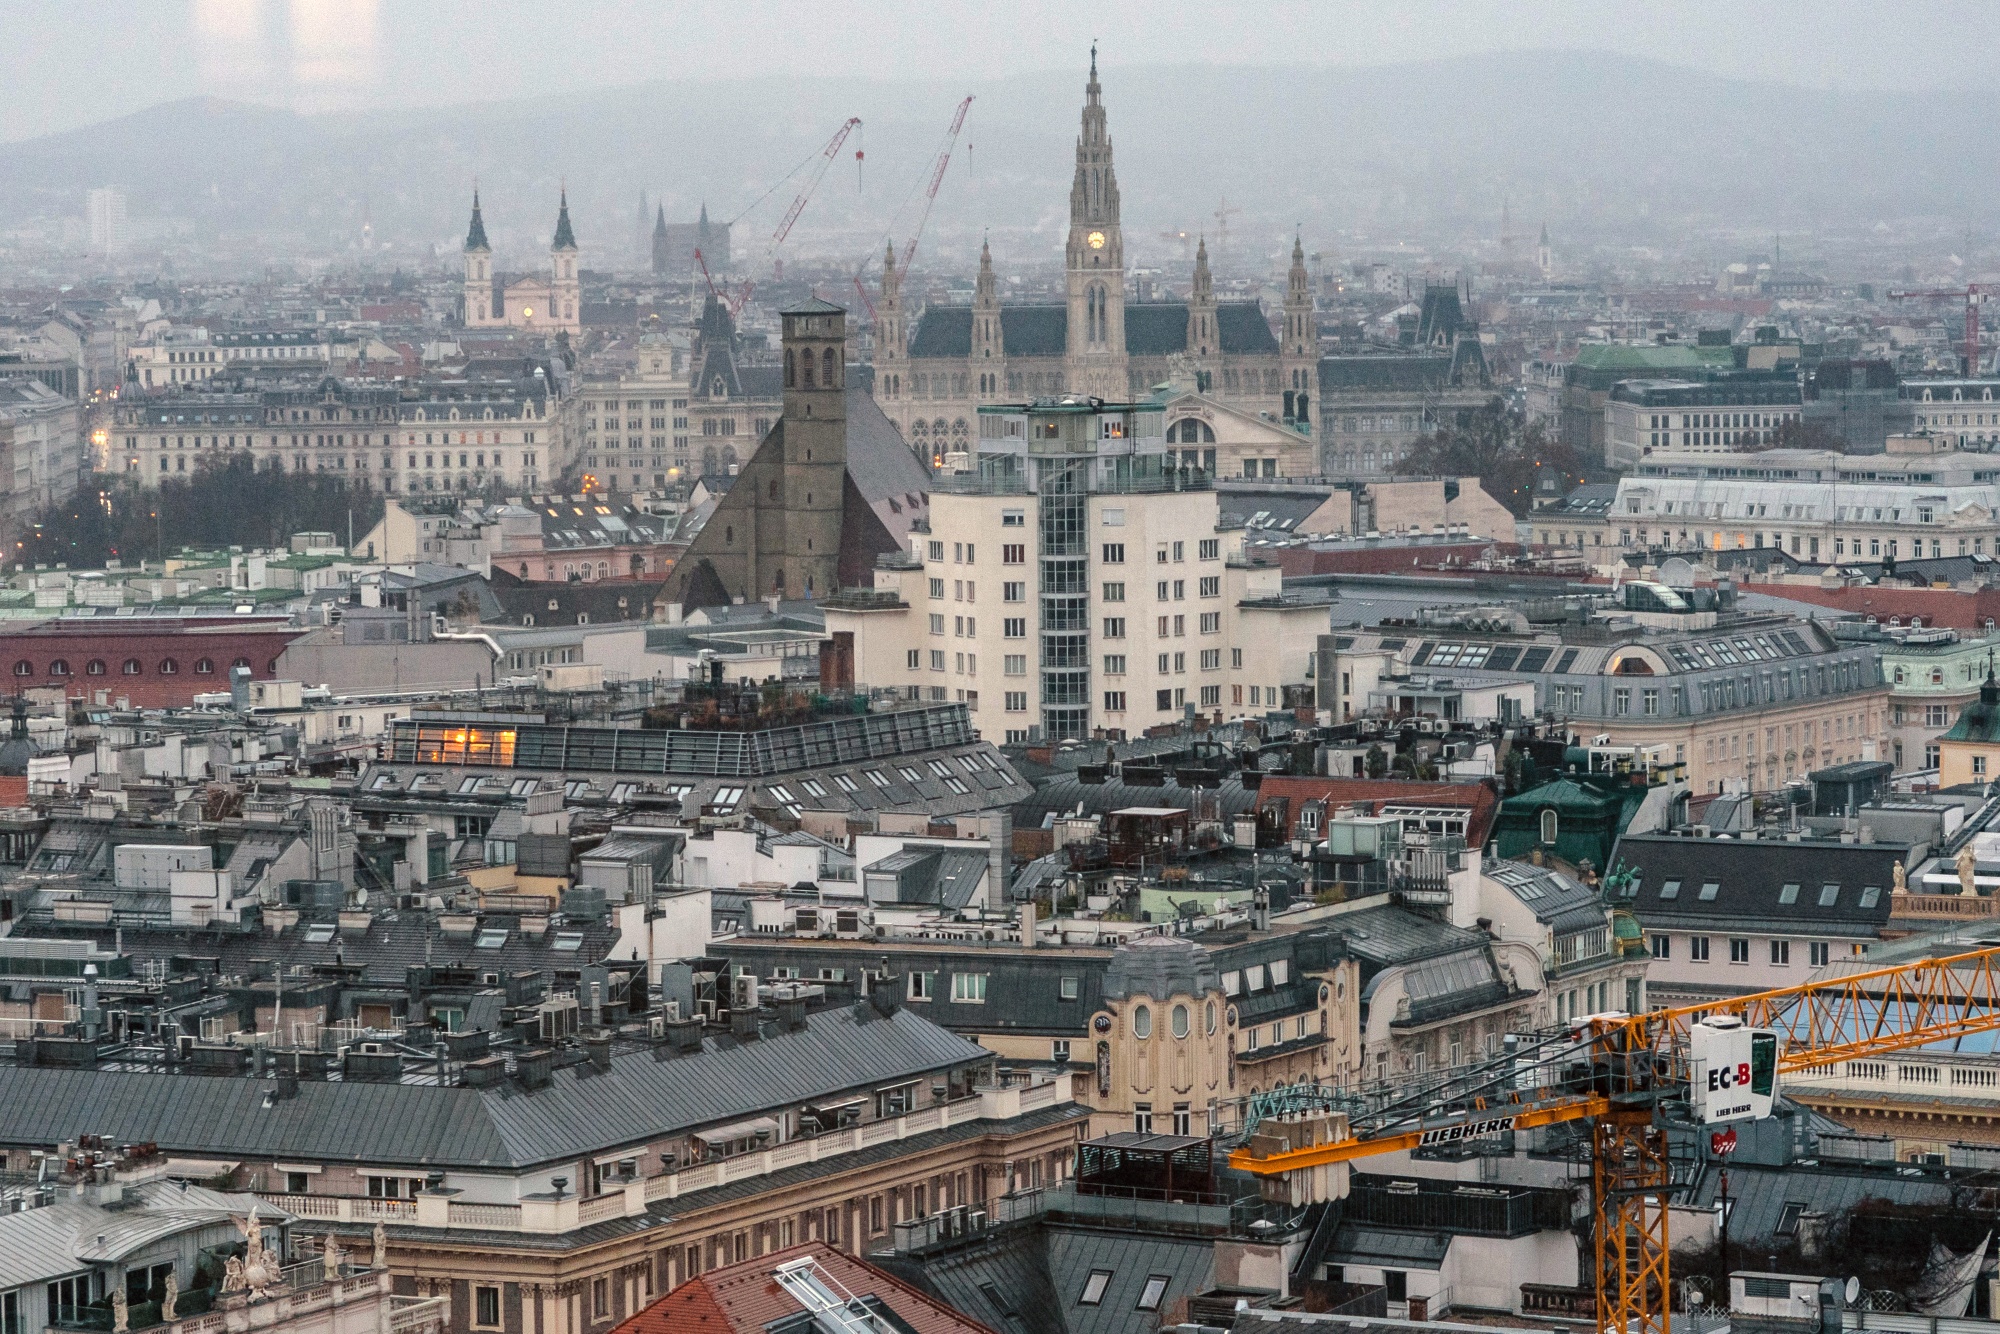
<box><xmin>462</xmin><ymin>188</ymin><xmax>491</xmax><ymax>328</ymax></box>
<box><xmin>1064</xmin><ymin>45</ymin><xmax>1127</xmax><ymax>398</ymax></box>
<box><xmin>972</xmin><ymin>239</ymin><xmax>1006</xmax><ymax>402</ymax></box>
<box><xmin>876</xmin><ymin>242</ymin><xmax>906</xmax><ymax>431</ymax></box>
<box><xmin>550</xmin><ymin>188</ymin><xmax>580</xmax><ymax>332</ymax></box>
<box><xmin>775</xmin><ymin>299</ymin><xmax>848</xmax><ymax>599</ymax></box>
<box><xmin>1282</xmin><ymin>234</ymin><xmax>1315</xmax><ymax>426</ymax></box>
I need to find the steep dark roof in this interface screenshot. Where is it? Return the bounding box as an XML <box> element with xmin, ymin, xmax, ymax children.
<box><xmin>782</xmin><ymin>297</ymin><xmax>847</xmax><ymax>316</ymax></box>
<box><xmin>1609</xmin><ymin>833</ymin><xmax>1902</xmax><ymax>936</ymax></box>
<box><xmin>1124</xmin><ymin>304</ymin><xmax>1188</xmax><ymax>356</ymax></box>
<box><xmin>1214</xmin><ymin>302</ymin><xmax>1280</xmax><ymax>354</ymax></box>
<box><xmin>1317</xmin><ymin>353</ymin><xmax>1456</xmax><ymax>392</ymax></box>
<box><xmin>908</xmin><ymin>301</ymin><xmax>1276</xmax><ymax>360</ymax></box>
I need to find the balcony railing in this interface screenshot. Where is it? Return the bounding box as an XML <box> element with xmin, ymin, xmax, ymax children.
<box><xmin>258</xmin><ymin>1080</ymin><xmax>1068</xmax><ymax>1237</ymax></box>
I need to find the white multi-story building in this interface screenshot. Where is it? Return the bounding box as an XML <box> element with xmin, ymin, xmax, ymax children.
<box><xmin>127</xmin><ymin>327</ymin><xmax>401</xmax><ymax>389</ymax></box>
<box><xmin>826</xmin><ymin>397</ymin><xmax>1327</xmax><ymax>743</ymax></box>
<box><xmin>110</xmin><ymin>377</ymin><xmax>551</xmax><ymax>494</ymax></box>
<box><xmin>1598</xmin><ymin>437</ymin><xmax>2000</xmax><ymax>562</ymax></box>
<box><xmin>85</xmin><ymin>186</ymin><xmax>126</xmax><ymax>257</ymax></box>
<box><xmin>0</xmin><ymin>380</ymin><xmax>86</xmax><ymax>543</ymax></box>
<box><xmin>568</xmin><ymin>332</ymin><xmax>689</xmax><ymax>492</ymax></box>
<box><xmin>1603</xmin><ymin>375</ymin><xmax>1802</xmax><ymax>469</ymax></box>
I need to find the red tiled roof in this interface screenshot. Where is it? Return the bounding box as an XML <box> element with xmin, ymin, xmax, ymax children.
<box><xmin>1254</xmin><ymin>775</ymin><xmax>1500</xmax><ymax>844</ymax></box>
<box><xmin>611</xmin><ymin>1242</ymin><xmax>996</xmax><ymax>1334</ymax></box>
<box><xmin>1738</xmin><ymin>583</ymin><xmax>2000</xmax><ymax>630</ymax></box>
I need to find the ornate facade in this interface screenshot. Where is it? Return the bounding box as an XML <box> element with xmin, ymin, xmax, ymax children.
<box><xmin>875</xmin><ymin>51</ymin><xmax>1316</xmax><ymax>462</ymax></box>
<box><xmin>462</xmin><ymin>189</ymin><xmax>582</xmax><ymax>334</ymax></box>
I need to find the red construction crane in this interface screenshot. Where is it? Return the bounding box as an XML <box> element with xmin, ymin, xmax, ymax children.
<box><xmin>899</xmin><ymin>96</ymin><xmax>973</xmax><ymax>276</ymax></box>
<box><xmin>848</xmin><ymin>96</ymin><xmax>973</xmax><ymax>330</ymax></box>
<box><xmin>1889</xmin><ymin>283</ymin><xmax>1991</xmax><ymax>377</ymax></box>
<box><xmin>705</xmin><ymin>116</ymin><xmax>863</xmax><ymax>317</ymax></box>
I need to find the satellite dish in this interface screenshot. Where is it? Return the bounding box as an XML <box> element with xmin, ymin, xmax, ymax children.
<box><xmin>1658</xmin><ymin>556</ymin><xmax>1697</xmax><ymax>590</ymax></box>
<box><xmin>354</xmin><ymin>888</ymin><xmax>368</xmax><ymax>908</ymax></box>
<box><xmin>1845</xmin><ymin>1277</ymin><xmax>1861</xmax><ymax>1305</ymax></box>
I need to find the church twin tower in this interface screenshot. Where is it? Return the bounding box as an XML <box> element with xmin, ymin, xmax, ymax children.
<box><xmin>461</xmin><ymin>189</ymin><xmax>581</xmax><ymax>333</ymax></box>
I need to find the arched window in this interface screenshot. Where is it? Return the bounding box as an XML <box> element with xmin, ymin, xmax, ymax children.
<box><xmin>821</xmin><ymin>347</ymin><xmax>836</xmax><ymax>388</ymax></box>
<box><xmin>47</xmin><ymin>659</ymin><xmax>68</xmax><ymax>677</ymax></box>
<box><xmin>1540</xmin><ymin>809</ymin><xmax>1559</xmax><ymax>844</ymax></box>
<box><xmin>85</xmin><ymin>660</ymin><xmax>105</xmax><ymax>676</ymax></box>
<box><xmin>194</xmin><ymin>659</ymin><xmax>215</xmax><ymax>674</ymax></box>
<box><xmin>158</xmin><ymin>659</ymin><xmax>179</xmax><ymax>675</ymax></box>
<box><xmin>802</xmin><ymin>354</ymin><xmax>815</xmax><ymax>389</ymax></box>
<box><xmin>122</xmin><ymin>659</ymin><xmax>142</xmax><ymax>675</ymax></box>
<box><xmin>783</xmin><ymin>349</ymin><xmax>795</xmax><ymax>388</ymax></box>
<box><xmin>10</xmin><ymin>661</ymin><xmax>29</xmax><ymax>677</ymax></box>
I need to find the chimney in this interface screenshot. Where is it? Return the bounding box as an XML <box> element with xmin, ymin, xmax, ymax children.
<box><xmin>584</xmin><ymin>1033</ymin><xmax>613</xmax><ymax>1074</ymax></box>
<box><xmin>730</xmin><ymin>1007</ymin><xmax>761</xmax><ymax>1040</ymax></box>
<box><xmin>664</xmin><ymin>1017</ymin><xmax>705</xmax><ymax>1054</ymax></box>
<box><xmin>516</xmin><ymin>1048</ymin><xmax>554</xmax><ymax>1090</ymax></box>
<box><xmin>1019</xmin><ymin>900</ymin><xmax>1037</xmax><ymax>948</ymax></box>
<box><xmin>772</xmin><ymin>986</ymin><xmax>807</xmax><ymax>1032</ymax></box>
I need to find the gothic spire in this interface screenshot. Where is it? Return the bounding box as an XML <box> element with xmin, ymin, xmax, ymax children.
<box><xmin>654</xmin><ymin>204</ymin><xmax>667</xmax><ymax>237</ymax></box>
<box><xmin>976</xmin><ymin>238</ymin><xmax>997</xmax><ymax>305</ymax></box>
<box><xmin>464</xmin><ymin>187</ymin><xmax>489</xmax><ymax>253</ymax></box>
<box><xmin>552</xmin><ymin>187</ymin><xmax>577</xmax><ymax>251</ymax></box>
<box><xmin>1191</xmin><ymin>236</ymin><xmax>1212</xmax><ymax>301</ymax></box>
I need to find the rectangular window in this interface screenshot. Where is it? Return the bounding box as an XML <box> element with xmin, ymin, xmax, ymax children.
<box><xmin>1002</xmin><ymin>544</ymin><xmax>1025</xmax><ymax>564</ymax></box>
<box><xmin>1052</xmin><ymin>1039</ymin><xmax>1071</xmax><ymax>1063</ymax></box>
<box><xmin>1810</xmin><ymin>941</ymin><xmax>1829</xmax><ymax>966</ymax></box>
<box><xmin>950</xmin><ymin>972</ymin><xmax>989</xmax><ymax>1003</ymax></box>
<box><xmin>1691</xmin><ymin>936</ymin><xmax>1710</xmax><ymax>961</ymax></box>
<box><xmin>1004</xmin><ymin>618</ymin><xmax>1027</xmax><ymax>638</ymax></box>
<box><xmin>907</xmin><ymin>971</ymin><xmax>936</xmax><ymax>1001</ymax></box>
<box><xmin>1771</xmin><ymin>940</ymin><xmax>1790</xmax><ymax>965</ymax></box>
<box><xmin>929</xmin><ymin>613</ymin><xmax>945</xmax><ymax>634</ymax></box>
<box><xmin>1102</xmin><ymin>542</ymin><xmax>1125</xmax><ymax>563</ymax></box>
<box><xmin>475</xmin><ymin>1287</ymin><xmax>502</xmax><ymax>1329</ymax></box>
<box><xmin>1819</xmin><ymin>884</ymin><xmax>1840</xmax><ymax>907</ymax></box>
<box><xmin>1136</xmin><ymin>1277</ymin><xmax>1171</xmax><ymax>1313</ymax></box>
<box><xmin>1729</xmin><ymin>938</ymin><xmax>1750</xmax><ymax>963</ymax></box>
<box><xmin>1199</xmin><ymin>612</ymin><xmax>1219</xmax><ymax>633</ymax></box>
<box><xmin>1079</xmin><ymin>1271</ymin><xmax>1113</xmax><ymax>1306</ymax></box>
<box><xmin>1651</xmin><ymin>934</ymin><xmax>1670</xmax><ymax>959</ymax></box>
<box><xmin>1102</xmin><ymin>617</ymin><xmax>1125</xmax><ymax>638</ymax></box>
<box><xmin>1199</xmin><ymin>576</ymin><xmax>1220</xmax><ymax>597</ymax></box>
<box><xmin>1103</xmin><ymin>691</ymin><xmax>1126</xmax><ymax>711</ymax></box>
<box><xmin>929</xmin><ymin>578</ymin><xmax>945</xmax><ymax>599</ymax></box>
<box><xmin>1005</xmin><ymin>691</ymin><xmax>1028</xmax><ymax>712</ymax></box>
<box><xmin>1004</xmin><ymin>654</ymin><xmax>1027</xmax><ymax>675</ymax></box>
<box><xmin>1102</xmin><ymin>582</ymin><xmax>1125</xmax><ymax>601</ymax></box>
<box><xmin>1778</xmin><ymin>882</ymin><xmax>1799</xmax><ymax>905</ymax></box>
<box><xmin>1199</xmin><ymin>539</ymin><xmax>1219</xmax><ymax>560</ymax></box>
<box><xmin>1156</xmin><ymin>689</ymin><xmax>1173</xmax><ymax>711</ymax></box>
<box><xmin>1698</xmin><ymin>882</ymin><xmax>1719</xmax><ymax>902</ymax></box>
<box><xmin>1060</xmin><ymin>975</ymin><xmax>1080</xmax><ymax>1000</ymax></box>
<box><xmin>592</xmin><ymin>1278</ymin><xmax>609</xmax><ymax>1321</ymax></box>
<box><xmin>1004</xmin><ymin>581</ymin><xmax>1025</xmax><ymax>602</ymax></box>
<box><xmin>1103</xmin><ymin>654</ymin><xmax>1125</xmax><ymax>674</ymax></box>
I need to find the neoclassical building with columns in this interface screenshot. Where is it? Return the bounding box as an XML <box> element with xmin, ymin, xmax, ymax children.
<box><xmin>873</xmin><ymin>51</ymin><xmax>1317</xmax><ymax>463</ymax></box>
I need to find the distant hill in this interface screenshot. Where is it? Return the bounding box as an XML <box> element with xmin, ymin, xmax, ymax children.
<box><xmin>1</xmin><ymin>50</ymin><xmax>1990</xmax><ymax>273</ymax></box>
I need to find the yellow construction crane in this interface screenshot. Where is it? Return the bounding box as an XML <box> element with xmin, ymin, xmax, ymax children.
<box><xmin>1230</xmin><ymin>946</ymin><xmax>2000</xmax><ymax>1334</ymax></box>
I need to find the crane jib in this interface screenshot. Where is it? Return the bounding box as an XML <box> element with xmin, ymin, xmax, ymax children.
<box><xmin>1416</xmin><ymin>1114</ymin><xmax>1520</xmax><ymax>1147</ymax></box>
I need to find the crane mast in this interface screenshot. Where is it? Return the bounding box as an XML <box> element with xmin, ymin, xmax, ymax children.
<box><xmin>1232</xmin><ymin>944</ymin><xmax>2000</xmax><ymax>1334</ymax></box>
<box><xmin>900</xmin><ymin>96</ymin><xmax>973</xmax><ymax>276</ymax></box>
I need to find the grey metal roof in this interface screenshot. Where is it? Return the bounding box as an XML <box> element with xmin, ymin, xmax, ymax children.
<box><xmin>0</xmin><ymin>1006</ymin><xmax>987</xmax><ymax>1171</ymax></box>
<box><xmin>1045</xmin><ymin>1225</ymin><xmax>1216</xmax><ymax>1334</ymax></box>
<box><xmin>1324</xmin><ymin>1221</ymin><xmax>1450</xmax><ymax>1269</ymax></box>
<box><xmin>1681</xmin><ymin>1161</ymin><xmax>1950</xmax><ymax>1252</ymax></box>
<box><xmin>1485</xmin><ymin>860</ymin><xmax>1609</xmax><ymax>935</ymax></box>
<box><xmin>0</xmin><ymin>1182</ymin><xmax>287</xmax><ymax>1289</ymax></box>
<box><xmin>1322</xmin><ymin>903</ymin><xmax>1488</xmax><ymax>968</ymax></box>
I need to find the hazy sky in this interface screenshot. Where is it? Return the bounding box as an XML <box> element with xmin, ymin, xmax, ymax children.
<box><xmin>10</xmin><ymin>0</ymin><xmax>2000</xmax><ymax>142</ymax></box>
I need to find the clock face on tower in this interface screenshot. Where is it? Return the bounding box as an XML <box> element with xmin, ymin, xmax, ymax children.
<box><xmin>1087</xmin><ymin>231</ymin><xmax>1106</xmax><ymax>250</ymax></box>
